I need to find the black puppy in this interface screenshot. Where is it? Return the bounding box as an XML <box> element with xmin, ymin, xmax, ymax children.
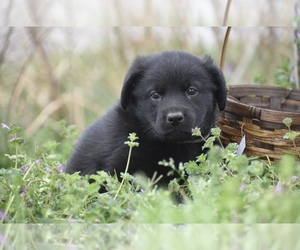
<box><xmin>65</xmin><ymin>51</ymin><xmax>227</xmax><ymax>186</ymax></box>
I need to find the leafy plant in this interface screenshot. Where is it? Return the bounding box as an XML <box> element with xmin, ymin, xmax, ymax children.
<box><xmin>274</xmin><ymin>60</ymin><xmax>295</xmax><ymax>88</ymax></box>
<box><xmin>1</xmin><ymin>122</ymin><xmax>300</xmax><ymax>224</ymax></box>
<box><xmin>283</xmin><ymin>117</ymin><xmax>300</xmax><ymax>157</ymax></box>
<box><xmin>1</xmin><ymin>121</ymin><xmax>300</xmax><ymax>249</ymax></box>
<box><xmin>253</xmin><ymin>74</ymin><xmax>267</xmax><ymax>85</ymax></box>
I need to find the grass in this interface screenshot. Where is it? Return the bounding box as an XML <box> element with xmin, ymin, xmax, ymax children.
<box><xmin>1</xmin><ymin>120</ymin><xmax>300</xmax><ymax>248</ymax></box>
<box><xmin>1</xmin><ymin>123</ymin><xmax>299</xmax><ymax>226</ymax></box>
<box><xmin>2</xmin><ymin>224</ymin><xmax>300</xmax><ymax>249</ymax></box>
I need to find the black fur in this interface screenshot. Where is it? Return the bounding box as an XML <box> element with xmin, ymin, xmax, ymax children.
<box><xmin>65</xmin><ymin>51</ymin><xmax>227</xmax><ymax>186</ymax></box>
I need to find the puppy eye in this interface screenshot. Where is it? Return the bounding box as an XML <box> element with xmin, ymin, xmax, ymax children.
<box><xmin>187</xmin><ymin>87</ymin><xmax>198</xmax><ymax>96</ymax></box>
<box><xmin>150</xmin><ymin>91</ymin><xmax>161</xmax><ymax>100</ymax></box>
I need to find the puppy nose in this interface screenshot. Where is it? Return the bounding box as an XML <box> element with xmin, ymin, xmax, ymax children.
<box><xmin>166</xmin><ymin>111</ymin><xmax>184</xmax><ymax>126</ymax></box>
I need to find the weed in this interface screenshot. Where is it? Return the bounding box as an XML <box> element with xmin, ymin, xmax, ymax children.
<box><xmin>1</xmin><ymin>121</ymin><xmax>300</xmax><ymax>248</ymax></box>
<box><xmin>283</xmin><ymin>117</ymin><xmax>300</xmax><ymax>157</ymax></box>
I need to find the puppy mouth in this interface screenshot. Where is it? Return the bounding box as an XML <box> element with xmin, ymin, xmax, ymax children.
<box><xmin>156</xmin><ymin>126</ymin><xmax>212</xmax><ymax>143</ymax></box>
<box><xmin>158</xmin><ymin>128</ymin><xmax>199</xmax><ymax>142</ymax></box>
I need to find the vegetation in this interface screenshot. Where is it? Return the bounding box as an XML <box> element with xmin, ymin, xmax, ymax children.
<box><xmin>1</xmin><ymin>119</ymin><xmax>300</xmax><ymax>248</ymax></box>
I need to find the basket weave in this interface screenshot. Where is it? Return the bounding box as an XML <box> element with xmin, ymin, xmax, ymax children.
<box><xmin>219</xmin><ymin>85</ymin><xmax>300</xmax><ymax>160</ymax></box>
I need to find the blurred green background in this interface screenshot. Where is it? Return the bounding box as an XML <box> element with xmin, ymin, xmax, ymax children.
<box><xmin>0</xmin><ymin>0</ymin><xmax>297</xmax><ymax>168</ymax></box>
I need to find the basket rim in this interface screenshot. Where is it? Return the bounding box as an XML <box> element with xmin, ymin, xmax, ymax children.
<box><xmin>225</xmin><ymin>85</ymin><xmax>300</xmax><ymax>125</ymax></box>
<box><xmin>227</xmin><ymin>84</ymin><xmax>296</xmax><ymax>92</ymax></box>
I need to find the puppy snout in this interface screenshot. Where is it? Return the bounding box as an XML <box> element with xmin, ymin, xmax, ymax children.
<box><xmin>166</xmin><ymin>111</ymin><xmax>184</xmax><ymax>126</ymax></box>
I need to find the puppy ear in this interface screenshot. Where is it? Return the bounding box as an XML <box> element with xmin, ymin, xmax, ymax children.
<box><xmin>212</xmin><ymin>65</ymin><xmax>227</xmax><ymax>111</ymax></box>
<box><xmin>121</xmin><ymin>56</ymin><xmax>148</xmax><ymax>109</ymax></box>
<box><xmin>203</xmin><ymin>56</ymin><xmax>227</xmax><ymax>111</ymax></box>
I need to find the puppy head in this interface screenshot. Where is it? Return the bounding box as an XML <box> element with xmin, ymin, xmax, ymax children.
<box><xmin>120</xmin><ymin>51</ymin><xmax>227</xmax><ymax>141</ymax></box>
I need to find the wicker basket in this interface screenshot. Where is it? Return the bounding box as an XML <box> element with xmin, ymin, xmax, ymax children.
<box><xmin>219</xmin><ymin>85</ymin><xmax>300</xmax><ymax>160</ymax></box>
